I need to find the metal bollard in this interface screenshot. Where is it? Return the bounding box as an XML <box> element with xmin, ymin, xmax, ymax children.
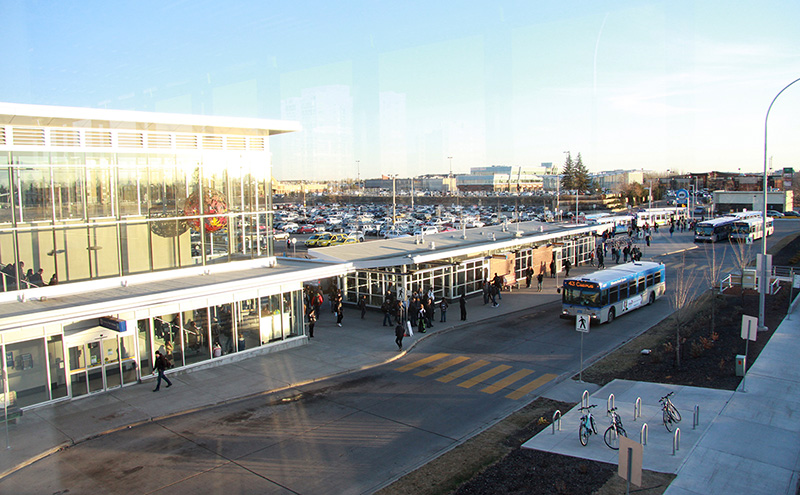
<box><xmin>607</xmin><ymin>393</ymin><xmax>615</xmax><ymax>416</ymax></box>
<box><xmin>582</xmin><ymin>390</ymin><xmax>589</xmax><ymax>409</ymax></box>
<box><xmin>634</xmin><ymin>397</ymin><xmax>642</xmax><ymax>421</ymax></box>
<box><xmin>552</xmin><ymin>410</ymin><xmax>562</xmax><ymax>434</ymax></box>
<box><xmin>673</xmin><ymin>428</ymin><xmax>681</xmax><ymax>455</ymax></box>
<box><xmin>640</xmin><ymin>423</ymin><xmax>648</xmax><ymax>446</ymax></box>
<box><xmin>693</xmin><ymin>405</ymin><xmax>700</xmax><ymax>429</ymax></box>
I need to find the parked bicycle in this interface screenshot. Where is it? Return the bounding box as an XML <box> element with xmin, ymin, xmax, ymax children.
<box><xmin>578</xmin><ymin>404</ymin><xmax>598</xmax><ymax>446</ymax></box>
<box><xmin>604</xmin><ymin>406</ymin><xmax>627</xmax><ymax>449</ymax></box>
<box><xmin>660</xmin><ymin>391</ymin><xmax>682</xmax><ymax>432</ymax></box>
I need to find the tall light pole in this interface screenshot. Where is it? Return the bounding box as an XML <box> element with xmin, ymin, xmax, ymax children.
<box><xmin>759</xmin><ymin>76</ymin><xmax>800</xmax><ymax>332</ymax></box>
<box><xmin>391</xmin><ymin>174</ymin><xmax>397</xmax><ymax>227</ymax></box>
<box><xmin>448</xmin><ymin>156</ymin><xmax>453</xmax><ymax>195</ymax></box>
<box><xmin>356</xmin><ymin>160</ymin><xmax>360</xmax><ymax>190</ymax></box>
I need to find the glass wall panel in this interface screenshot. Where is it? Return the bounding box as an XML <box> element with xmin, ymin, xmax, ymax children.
<box><xmin>138</xmin><ymin>319</ymin><xmax>153</xmax><ymax>373</ymax></box>
<box><xmin>0</xmin><ymin>164</ymin><xmax>12</xmax><ymax>224</ymax></box>
<box><xmin>286</xmin><ymin>291</ymin><xmax>301</xmax><ymax>337</ymax></box>
<box><xmin>57</xmin><ymin>225</ymin><xmax>90</xmax><ymax>282</ymax></box>
<box><xmin>120</xmin><ymin>219</ymin><xmax>152</xmax><ymax>275</ymax></box>
<box><xmin>85</xmin><ymin>155</ymin><xmax>114</xmax><ymax>219</ymax></box>
<box><xmin>182</xmin><ymin>307</ymin><xmax>210</xmax><ymax>365</ymax></box>
<box><xmin>7</xmin><ymin>338</ymin><xmax>48</xmax><ymax>407</ymax></box>
<box><xmin>259</xmin><ymin>295</ymin><xmax>284</xmax><ymax>343</ymax></box>
<box><xmin>88</xmin><ymin>222</ymin><xmax>120</xmax><ymax>278</ymax></box>
<box><xmin>47</xmin><ymin>335</ymin><xmax>67</xmax><ymax>400</ymax></box>
<box><xmin>119</xmin><ymin>334</ymin><xmax>138</xmax><ymax>385</ymax></box>
<box><xmin>154</xmin><ymin>313</ymin><xmax>182</xmax><ymax>366</ymax></box>
<box><xmin>117</xmin><ymin>155</ymin><xmax>148</xmax><ymax>217</ymax></box>
<box><xmin>68</xmin><ymin>343</ymin><xmax>87</xmax><ymax>397</ymax></box>
<box><xmin>104</xmin><ymin>337</ymin><xmax>121</xmax><ymax>389</ymax></box>
<box><xmin>211</xmin><ymin>303</ymin><xmax>234</xmax><ymax>355</ymax></box>
<box><xmin>13</xmin><ymin>165</ymin><xmax>52</xmax><ymax>222</ymax></box>
<box><xmin>51</xmin><ymin>166</ymin><xmax>84</xmax><ymax>221</ymax></box>
<box><xmin>235</xmin><ymin>298</ymin><xmax>260</xmax><ymax>350</ymax></box>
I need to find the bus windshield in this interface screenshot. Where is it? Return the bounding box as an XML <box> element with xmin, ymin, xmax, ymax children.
<box><xmin>695</xmin><ymin>225</ymin><xmax>715</xmax><ymax>236</ymax></box>
<box><xmin>732</xmin><ymin>223</ymin><xmax>750</xmax><ymax>234</ymax></box>
<box><xmin>563</xmin><ymin>287</ymin><xmax>601</xmax><ymax>307</ymax></box>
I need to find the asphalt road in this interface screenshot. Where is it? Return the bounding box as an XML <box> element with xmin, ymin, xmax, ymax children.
<box><xmin>3</xmin><ymin>221</ymin><xmax>796</xmax><ymax>495</ymax></box>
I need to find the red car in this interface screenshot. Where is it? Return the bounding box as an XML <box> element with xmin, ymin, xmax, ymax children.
<box><xmin>297</xmin><ymin>224</ymin><xmax>317</xmax><ymax>234</ymax></box>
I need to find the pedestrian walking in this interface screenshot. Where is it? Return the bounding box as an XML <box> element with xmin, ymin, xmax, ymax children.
<box><xmin>381</xmin><ymin>299</ymin><xmax>392</xmax><ymax>326</ymax></box>
<box><xmin>459</xmin><ymin>292</ymin><xmax>467</xmax><ymax>321</ymax></box>
<box><xmin>152</xmin><ymin>350</ymin><xmax>172</xmax><ymax>392</ymax></box>
<box><xmin>549</xmin><ymin>260</ymin><xmax>556</xmax><ymax>278</ymax></box>
<box><xmin>439</xmin><ymin>298</ymin><xmax>449</xmax><ymax>322</ymax></box>
<box><xmin>358</xmin><ymin>294</ymin><xmax>367</xmax><ymax>319</ymax></box>
<box><xmin>417</xmin><ymin>305</ymin><xmax>427</xmax><ymax>333</ymax></box>
<box><xmin>564</xmin><ymin>259</ymin><xmax>571</xmax><ymax>277</ymax></box>
<box><xmin>395</xmin><ymin>323</ymin><xmax>405</xmax><ymax>350</ymax></box>
<box><xmin>525</xmin><ymin>266</ymin><xmax>533</xmax><ymax>288</ymax></box>
<box><xmin>334</xmin><ymin>294</ymin><xmax>343</xmax><ymax>327</ymax></box>
<box><xmin>308</xmin><ymin>310</ymin><xmax>316</xmax><ymax>338</ymax></box>
<box><xmin>536</xmin><ymin>271</ymin><xmax>544</xmax><ymax>291</ymax></box>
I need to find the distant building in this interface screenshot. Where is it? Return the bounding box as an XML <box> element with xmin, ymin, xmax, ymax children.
<box><xmin>712</xmin><ymin>190</ymin><xmax>793</xmax><ymax>213</ymax></box>
<box><xmin>591</xmin><ymin>170</ymin><xmax>644</xmax><ymax>193</ymax></box>
<box><xmin>457</xmin><ymin>165</ymin><xmax>553</xmax><ymax>192</ymax></box>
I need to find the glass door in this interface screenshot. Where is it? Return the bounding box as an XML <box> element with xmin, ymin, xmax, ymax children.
<box><xmin>68</xmin><ymin>334</ymin><xmax>138</xmax><ymax>397</ymax></box>
<box><xmin>86</xmin><ymin>341</ymin><xmax>104</xmax><ymax>393</ymax></box>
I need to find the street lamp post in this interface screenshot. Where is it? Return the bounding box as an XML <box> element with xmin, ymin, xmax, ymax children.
<box><xmin>760</xmin><ymin>76</ymin><xmax>800</xmax><ymax>332</ymax></box>
<box><xmin>448</xmin><ymin>156</ymin><xmax>453</xmax><ymax>195</ymax></box>
<box><xmin>356</xmin><ymin>160</ymin><xmax>360</xmax><ymax>190</ymax></box>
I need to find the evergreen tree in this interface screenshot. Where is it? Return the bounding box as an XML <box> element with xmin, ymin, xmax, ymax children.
<box><xmin>573</xmin><ymin>153</ymin><xmax>591</xmax><ymax>192</ymax></box>
<box><xmin>560</xmin><ymin>153</ymin><xmax>575</xmax><ymax>191</ymax></box>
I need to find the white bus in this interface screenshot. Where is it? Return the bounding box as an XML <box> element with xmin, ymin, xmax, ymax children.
<box><xmin>636</xmin><ymin>207</ymin><xmax>686</xmax><ymax>227</ymax></box>
<box><xmin>731</xmin><ymin>216</ymin><xmax>774</xmax><ymax>243</ymax></box>
<box><xmin>694</xmin><ymin>216</ymin><xmax>737</xmax><ymax>242</ymax></box>
<box><xmin>561</xmin><ymin>261</ymin><xmax>666</xmax><ymax>324</ymax></box>
<box><xmin>589</xmin><ymin>214</ymin><xmax>635</xmax><ymax>236</ymax></box>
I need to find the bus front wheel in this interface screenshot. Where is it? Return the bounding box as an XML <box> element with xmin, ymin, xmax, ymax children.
<box><xmin>607</xmin><ymin>308</ymin><xmax>615</xmax><ymax>324</ymax></box>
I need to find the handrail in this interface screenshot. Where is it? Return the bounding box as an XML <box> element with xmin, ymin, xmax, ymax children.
<box><xmin>581</xmin><ymin>390</ymin><xmax>589</xmax><ymax>409</ymax></box>
<box><xmin>607</xmin><ymin>393</ymin><xmax>615</xmax><ymax>416</ymax></box>
<box><xmin>640</xmin><ymin>423</ymin><xmax>648</xmax><ymax>446</ymax></box>
<box><xmin>719</xmin><ymin>273</ymin><xmax>733</xmax><ymax>294</ymax></box>
<box><xmin>672</xmin><ymin>428</ymin><xmax>681</xmax><ymax>455</ymax></box>
<box><xmin>633</xmin><ymin>397</ymin><xmax>642</xmax><ymax>421</ymax></box>
<box><xmin>693</xmin><ymin>405</ymin><xmax>700</xmax><ymax>429</ymax></box>
<box><xmin>552</xmin><ymin>410</ymin><xmax>562</xmax><ymax>434</ymax></box>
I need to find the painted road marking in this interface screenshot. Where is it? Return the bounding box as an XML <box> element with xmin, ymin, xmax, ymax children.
<box><xmin>458</xmin><ymin>365</ymin><xmax>512</xmax><ymax>389</ymax></box>
<box><xmin>436</xmin><ymin>359</ymin><xmax>491</xmax><ymax>383</ymax></box>
<box><xmin>506</xmin><ymin>373</ymin><xmax>558</xmax><ymax>400</ymax></box>
<box><xmin>416</xmin><ymin>356</ymin><xmax>471</xmax><ymax>377</ymax></box>
<box><xmin>395</xmin><ymin>353</ymin><xmax>450</xmax><ymax>372</ymax></box>
<box><xmin>481</xmin><ymin>369</ymin><xmax>535</xmax><ymax>394</ymax></box>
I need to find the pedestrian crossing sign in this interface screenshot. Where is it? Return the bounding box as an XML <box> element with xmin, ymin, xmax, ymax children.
<box><xmin>576</xmin><ymin>314</ymin><xmax>590</xmax><ymax>333</ymax></box>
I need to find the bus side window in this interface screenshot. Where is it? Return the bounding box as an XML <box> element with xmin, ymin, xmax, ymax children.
<box><xmin>638</xmin><ymin>277</ymin><xmax>645</xmax><ymax>294</ymax></box>
<box><xmin>654</xmin><ymin>271</ymin><xmax>662</xmax><ymax>284</ymax></box>
<box><xmin>601</xmin><ymin>289</ymin><xmax>608</xmax><ymax>306</ymax></box>
<box><xmin>646</xmin><ymin>274</ymin><xmax>654</xmax><ymax>288</ymax></box>
<box><xmin>609</xmin><ymin>285</ymin><xmax>619</xmax><ymax>304</ymax></box>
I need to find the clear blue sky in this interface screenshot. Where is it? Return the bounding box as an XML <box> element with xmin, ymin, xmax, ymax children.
<box><xmin>2</xmin><ymin>0</ymin><xmax>799</xmax><ymax>181</ymax></box>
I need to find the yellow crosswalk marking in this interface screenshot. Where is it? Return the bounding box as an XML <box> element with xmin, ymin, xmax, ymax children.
<box><xmin>395</xmin><ymin>353</ymin><xmax>450</xmax><ymax>372</ymax></box>
<box><xmin>458</xmin><ymin>365</ymin><xmax>511</xmax><ymax>389</ymax></box>
<box><xmin>505</xmin><ymin>373</ymin><xmax>558</xmax><ymax>400</ymax></box>
<box><xmin>481</xmin><ymin>369</ymin><xmax>535</xmax><ymax>394</ymax></box>
<box><xmin>416</xmin><ymin>356</ymin><xmax>471</xmax><ymax>377</ymax></box>
<box><xmin>436</xmin><ymin>359</ymin><xmax>491</xmax><ymax>383</ymax></box>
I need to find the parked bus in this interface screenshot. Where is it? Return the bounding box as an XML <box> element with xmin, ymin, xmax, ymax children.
<box><xmin>588</xmin><ymin>214</ymin><xmax>635</xmax><ymax>236</ymax></box>
<box><xmin>561</xmin><ymin>261</ymin><xmax>666</xmax><ymax>324</ymax></box>
<box><xmin>635</xmin><ymin>207</ymin><xmax>686</xmax><ymax>227</ymax></box>
<box><xmin>731</xmin><ymin>216</ymin><xmax>774</xmax><ymax>243</ymax></box>
<box><xmin>694</xmin><ymin>216</ymin><xmax>738</xmax><ymax>242</ymax></box>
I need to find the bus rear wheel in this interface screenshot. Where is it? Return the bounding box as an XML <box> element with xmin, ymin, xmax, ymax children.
<box><xmin>607</xmin><ymin>308</ymin><xmax>615</xmax><ymax>324</ymax></box>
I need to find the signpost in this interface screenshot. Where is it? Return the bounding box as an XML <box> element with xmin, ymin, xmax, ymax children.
<box><xmin>740</xmin><ymin>315</ymin><xmax>758</xmax><ymax>392</ymax></box>
<box><xmin>576</xmin><ymin>314</ymin><xmax>590</xmax><ymax>382</ymax></box>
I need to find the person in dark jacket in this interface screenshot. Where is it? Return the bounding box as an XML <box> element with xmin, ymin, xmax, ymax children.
<box><xmin>459</xmin><ymin>292</ymin><xmax>467</xmax><ymax>321</ymax></box>
<box><xmin>152</xmin><ymin>350</ymin><xmax>172</xmax><ymax>392</ymax></box>
<box><xmin>395</xmin><ymin>324</ymin><xmax>405</xmax><ymax>350</ymax></box>
<box><xmin>358</xmin><ymin>295</ymin><xmax>367</xmax><ymax>319</ymax></box>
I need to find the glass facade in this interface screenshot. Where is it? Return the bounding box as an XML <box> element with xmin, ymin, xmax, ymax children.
<box><xmin>0</xmin><ymin>148</ymin><xmax>275</xmax><ymax>291</ymax></box>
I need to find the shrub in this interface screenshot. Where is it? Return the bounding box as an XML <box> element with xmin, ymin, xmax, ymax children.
<box><xmin>690</xmin><ymin>341</ymin><xmax>704</xmax><ymax>358</ymax></box>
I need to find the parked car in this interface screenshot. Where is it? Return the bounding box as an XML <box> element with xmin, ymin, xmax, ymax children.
<box><xmin>272</xmin><ymin>229</ymin><xmax>290</xmax><ymax>241</ymax></box>
<box><xmin>305</xmin><ymin>232</ymin><xmax>332</xmax><ymax>247</ymax></box>
<box><xmin>767</xmin><ymin>210</ymin><xmax>784</xmax><ymax>218</ymax></box>
<box><xmin>297</xmin><ymin>224</ymin><xmax>318</xmax><ymax>234</ymax></box>
<box><xmin>329</xmin><ymin>233</ymin><xmax>358</xmax><ymax>246</ymax></box>
<box><xmin>782</xmin><ymin>210</ymin><xmax>800</xmax><ymax>218</ymax></box>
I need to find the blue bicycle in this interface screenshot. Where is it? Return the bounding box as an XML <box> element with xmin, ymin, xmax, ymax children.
<box><xmin>579</xmin><ymin>404</ymin><xmax>598</xmax><ymax>446</ymax></box>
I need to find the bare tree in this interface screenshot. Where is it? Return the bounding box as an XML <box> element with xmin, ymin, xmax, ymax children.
<box><xmin>671</xmin><ymin>252</ymin><xmax>699</xmax><ymax>368</ymax></box>
<box><xmin>703</xmin><ymin>242</ymin><xmax>728</xmax><ymax>333</ymax></box>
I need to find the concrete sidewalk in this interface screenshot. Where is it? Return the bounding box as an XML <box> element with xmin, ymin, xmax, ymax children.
<box><xmin>0</xmin><ymin>229</ymin><xmax>699</xmax><ymax>481</ymax></box>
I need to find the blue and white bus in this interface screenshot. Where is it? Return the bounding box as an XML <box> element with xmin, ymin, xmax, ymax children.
<box><xmin>694</xmin><ymin>216</ymin><xmax>738</xmax><ymax>242</ymax></box>
<box><xmin>636</xmin><ymin>207</ymin><xmax>685</xmax><ymax>227</ymax></box>
<box><xmin>561</xmin><ymin>261</ymin><xmax>666</xmax><ymax>324</ymax></box>
<box><xmin>731</xmin><ymin>216</ymin><xmax>774</xmax><ymax>243</ymax></box>
<box><xmin>588</xmin><ymin>214</ymin><xmax>635</xmax><ymax>236</ymax></box>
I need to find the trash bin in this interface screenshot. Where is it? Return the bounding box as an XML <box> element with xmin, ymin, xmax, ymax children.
<box><xmin>735</xmin><ymin>354</ymin><xmax>746</xmax><ymax>376</ymax></box>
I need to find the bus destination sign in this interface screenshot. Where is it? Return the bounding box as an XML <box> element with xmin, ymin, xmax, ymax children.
<box><xmin>564</xmin><ymin>280</ymin><xmax>599</xmax><ymax>289</ymax></box>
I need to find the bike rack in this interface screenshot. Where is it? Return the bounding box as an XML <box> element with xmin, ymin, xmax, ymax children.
<box><xmin>581</xmin><ymin>390</ymin><xmax>589</xmax><ymax>409</ymax></box>
<box><xmin>640</xmin><ymin>423</ymin><xmax>648</xmax><ymax>446</ymax></box>
<box><xmin>607</xmin><ymin>393</ymin><xmax>615</xmax><ymax>416</ymax></box>
<box><xmin>552</xmin><ymin>410</ymin><xmax>562</xmax><ymax>434</ymax></box>
<box><xmin>633</xmin><ymin>397</ymin><xmax>642</xmax><ymax>421</ymax></box>
<box><xmin>693</xmin><ymin>405</ymin><xmax>700</xmax><ymax>429</ymax></box>
<box><xmin>672</xmin><ymin>428</ymin><xmax>681</xmax><ymax>455</ymax></box>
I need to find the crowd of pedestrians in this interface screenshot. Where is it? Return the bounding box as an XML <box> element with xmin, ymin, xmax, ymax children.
<box><xmin>1</xmin><ymin>260</ymin><xmax>56</xmax><ymax>291</ymax></box>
